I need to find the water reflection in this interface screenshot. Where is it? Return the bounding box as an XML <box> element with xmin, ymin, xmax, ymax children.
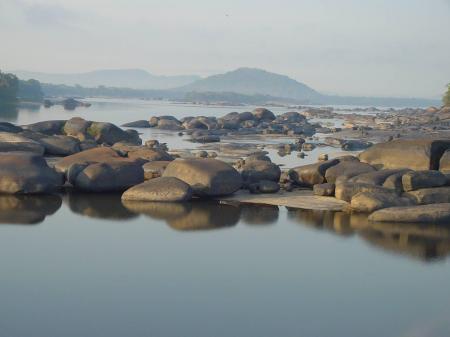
<box><xmin>0</xmin><ymin>194</ymin><xmax>61</xmax><ymax>224</ymax></box>
<box><xmin>122</xmin><ymin>200</ymin><xmax>241</xmax><ymax>231</ymax></box>
<box><xmin>65</xmin><ymin>192</ymin><xmax>137</xmax><ymax>220</ymax></box>
<box><xmin>0</xmin><ymin>103</ymin><xmax>18</xmax><ymax>121</ymax></box>
<box><xmin>360</xmin><ymin>222</ymin><xmax>450</xmax><ymax>261</ymax></box>
<box><xmin>240</xmin><ymin>204</ymin><xmax>279</xmax><ymax>225</ymax></box>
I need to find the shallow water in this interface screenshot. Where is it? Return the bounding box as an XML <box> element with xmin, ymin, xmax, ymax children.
<box><xmin>0</xmin><ymin>99</ymin><xmax>450</xmax><ymax>337</ymax></box>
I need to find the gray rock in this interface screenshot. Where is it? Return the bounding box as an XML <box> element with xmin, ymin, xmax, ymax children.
<box><xmin>64</xmin><ymin>117</ymin><xmax>91</xmax><ymax>136</ymax></box>
<box><xmin>23</xmin><ymin>120</ymin><xmax>65</xmax><ymax>135</ymax></box>
<box><xmin>121</xmin><ymin>120</ymin><xmax>151</xmax><ymax>128</ymax></box>
<box><xmin>0</xmin><ymin>132</ymin><xmax>45</xmax><ymax>154</ymax></box>
<box><xmin>325</xmin><ymin>161</ymin><xmax>376</xmax><ymax>184</ymax></box>
<box><xmin>122</xmin><ymin>177</ymin><xmax>192</xmax><ymax>202</ymax></box>
<box><xmin>335</xmin><ymin>182</ymin><xmax>394</xmax><ymax>202</ymax></box>
<box><xmin>163</xmin><ymin>158</ymin><xmax>242</xmax><ymax>197</ymax></box>
<box><xmin>341</xmin><ymin>140</ymin><xmax>372</xmax><ymax>151</ymax></box>
<box><xmin>88</xmin><ymin>122</ymin><xmax>142</xmax><ymax>145</ymax></box>
<box><xmin>402</xmin><ymin>170</ymin><xmax>447</xmax><ymax>192</ymax></box>
<box><xmin>252</xmin><ymin>108</ymin><xmax>275</xmax><ymax>121</ymax></box>
<box><xmin>313</xmin><ymin>183</ymin><xmax>335</xmax><ymax>196</ymax></box>
<box><xmin>143</xmin><ymin>161</ymin><xmax>171</xmax><ymax>179</ymax></box>
<box><xmin>240</xmin><ymin>160</ymin><xmax>281</xmax><ymax>183</ymax></box>
<box><xmin>405</xmin><ymin>187</ymin><xmax>450</xmax><ymax>204</ymax></box>
<box><xmin>0</xmin><ymin>152</ymin><xmax>63</xmax><ymax>194</ymax></box>
<box><xmin>369</xmin><ymin>203</ymin><xmax>450</xmax><ymax>223</ymax></box>
<box><xmin>39</xmin><ymin>135</ymin><xmax>81</xmax><ymax>156</ymax></box>
<box><xmin>249</xmin><ymin>180</ymin><xmax>280</xmax><ymax>194</ymax></box>
<box><xmin>349</xmin><ymin>169</ymin><xmax>410</xmax><ymax>186</ymax></box>
<box><xmin>439</xmin><ymin>150</ymin><xmax>450</xmax><ymax>174</ymax></box>
<box><xmin>127</xmin><ymin>147</ymin><xmax>174</xmax><ymax>162</ymax></box>
<box><xmin>289</xmin><ymin>159</ymin><xmax>339</xmax><ymax>187</ymax></box>
<box><xmin>350</xmin><ymin>191</ymin><xmax>414</xmax><ymax>213</ymax></box>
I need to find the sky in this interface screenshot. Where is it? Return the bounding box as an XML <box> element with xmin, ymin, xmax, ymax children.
<box><xmin>0</xmin><ymin>0</ymin><xmax>449</xmax><ymax>98</ymax></box>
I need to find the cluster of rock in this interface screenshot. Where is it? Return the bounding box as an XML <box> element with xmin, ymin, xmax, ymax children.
<box><xmin>123</xmin><ymin>108</ymin><xmax>318</xmax><ymax>142</ymax></box>
<box><xmin>287</xmin><ymin>138</ymin><xmax>450</xmax><ymax>223</ymax></box>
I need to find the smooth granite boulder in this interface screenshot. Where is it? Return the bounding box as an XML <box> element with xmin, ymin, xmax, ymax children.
<box><xmin>127</xmin><ymin>148</ymin><xmax>174</xmax><ymax>162</ymax></box>
<box><xmin>252</xmin><ymin>108</ymin><xmax>276</xmax><ymax>121</ymax></box>
<box><xmin>23</xmin><ymin>120</ymin><xmax>66</xmax><ymax>135</ymax></box>
<box><xmin>359</xmin><ymin>138</ymin><xmax>450</xmax><ymax>170</ymax></box>
<box><xmin>143</xmin><ymin>161</ymin><xmax>171</xmax><ymax>179</ymax></box>
<box><xmin>0</xmin><ymin>152</ymin><xmax>63</xmax><ymax>194</ymax></box>
<box><xmin>122</xmin><ymin>177</ymin><xmax>192</xmax><ymax>202</ymax></box>
<box><xmin>439</xmin><ymin>150</ymin><xmax>450</xmax><ymax>174</ymax></box>
<box><xmin>349</xmin><ymin>169</ymin><xmax>410</xmax><ymax>186</ymax></box>
<box><xmin>68</xmin><ymin>161</ymin><xmax>144</xmax><ymax>192</ymax></box>
<box><xmin>402</xmin><ymin>170</ymin><xmax>447</xmax><ymax>192</ymax></box>
<box><xmin>289</xmin><ymin>159</ymin><xmax>339</xmax><ymax>187</ymax></box>
<box><xmin>88</xmin><ymin>122</ymin><xmax>142</xmax><ymax>145</ymax></box>
<box><xmin>313</xmin><ymin>183</ymin><xmax>335</xmax><ymax>196</ymax></box>
<box><xmin>121</xmin><ymin>120</ymin><xmax>151</xmax><ymax>128</ymax></box>
<box><xmin>335</xmin><ymin>182</ymin><xmax>394</xmax><ymax>202</ymax></box>
<box><xmin>0</xmin><ymin>132</ymin><xmax>45</xmax><ymax>154</ymax></box>
<box><xmin>240</xmin><ymin>160</ymin><xmax>281</xmax><ymax>183</ymax></box>
<box><xmin>163</xmin><ymin>158</ymin><xmax>242</xmax><ymax>197</ymax></box>
<box><xmin>350</xmin><ymin>191</ymin><xmax>414</xmax><ymax>213</ymax></box>
<box><xmin>325</xmin><ymin>161</ymin><xmax>376</xmax><ymax>184</ymax></box>
<box><xmin>405</xmin><ymin>187</ymin><xmax>450</xmax><ymax>205</ymax></box>
<box><xmin>369</xmin><ymin>204</ymin><xmax>450</xmax><ymax>223</ymax></box>
<box><xmin>39</xmin><ymin>135</ymin><xmax>81</xmax><ymax>156</ymax></box>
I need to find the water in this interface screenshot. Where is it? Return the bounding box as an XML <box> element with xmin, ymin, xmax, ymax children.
<box><xmin>0</xmin><ymin>99</ymin><xmax>450</xmax><ymax>337</ymax></box>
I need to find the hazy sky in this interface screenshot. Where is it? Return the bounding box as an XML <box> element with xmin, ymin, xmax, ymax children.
<box><xmin>1</xmin><ymin>0</ymin><xmax>449</xmax><ymax>98</ymax></box>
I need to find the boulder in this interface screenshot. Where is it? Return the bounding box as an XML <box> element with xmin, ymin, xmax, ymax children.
<box><xmin>335</xmin><ymin>182</ymin><xmax>394</xmax><ymax>202</ymax></box>
<box><xmin>350</xmin><ymin>191</ymin><xmax>414</xmax><ymax>213</ymax></box>
<box><xmin>39</xmin><ymin>135</ymin><xmax>81</xmax><ymax>156</ymax></box>
<box><xmin>383</xmin><ymin>171</ymin><xmax>409</xmax><ymax>192</ymax></box>
<box><xmin>341</xmin><ymin>140</ymin><xmax>372</xmax><ymax>151</ymax></box>
<box><xmin>405</xmin><ymin>187</ymin><xmax>450</xmax><ymax>205</ymax></box>
<box><xmin>240</xmin><ymin>160</ymin><xmax>281</xmax><ymax>183</ymax></box>
<box><xmin>88</xmin><ymin>122</ymin><xmax>142</xmax><ymax>145</ymax></box>
<box><xmin>127</xmin><ymin>148</ymin><xmax>174</xmax><ymax>162</ymax></box>
<box><xmin>402</xmin><ymin>170</ymin><xmax>447</xmax><ymax>192</ymax></box>
<box><xmin>0</xmin><ymin>132</ymin><xmax>45</xmax><ymax>154</ymax></box>
<box><xmin>162</xmin><ymin>158</ymin><xmax>242</xmax><ymax>197</ymax></box>
<box><xmin>122</xmin><ymin>177</ymin><xmax>192</xmax><ymax>202</ymax></box>
<box><xmin>68</xmin><ymin>161</ymin><xmax>144</xmax><ymax>192</ymax></box>
<box><xmin>0</xmin><ymin>122</ymin><xmax>22</xmax><ymax>133</ymax></box>
<box><xmin>359</xmin><ymin>138</ymin><xmax>450</xmax><ymax>170</ymax></box>
<box><xmin>325</xmin><ymin>161</ymin><xmax>376</xmax><ymax>184</ymax></box>
<box><xmin>64</xmin><ymin>117</ymin><xmax>91</xmax><ymax>136</ymax></box>
<box><xmin>369</xmin><ymin>204</ymin><xmax>450</xmax><ymax>223</ymax></box>
<box><xmin>121</xmin><ymin>120</ymin><xmax>151</xmax><ymax>128</ymax></box>
<box><xmin>249</xmin><ymin>180</ymin><xmax>280</xmax><ymax>194</ymax></box>
<box><xmin>143</xmin><ymin>161</ymin><xmax>171</xmax><ymax>180</ymax></box>
<box><xmin>0</xmin><ymin>152</ymin><xmax>63</xmax><ymax>194</ymax></box>
<box><xmin>313</xmin><ymin>183</ymin><xmax>335</xmax><ymax>196</ymax></box>
<box><xmin>252</xmin><ymin>108</ymin><xmax>276</xmax><ymax>121</ymax></box>
<box><xmin>289</xmin><ymin>159</ymin><xmax>339</xmax><ymax>187</ymax></box>
<box><xmin>439</xmin><ymin>150</ymin><xmax>450</xmax><ymax>174</ymax></box>
<box><xmin>349</xmin><ymin>169</ymin><xmax>410</xmax><ymax>186</ymax></box>
<box><xmin>156</xmin><ymin>117</ymin><xmax>183</xmax><ymax>130</ymax></box>
<box><xmin>23</xmin><ymin>120</ymin><xmax>66</xmax><ymax>135</ymax></box>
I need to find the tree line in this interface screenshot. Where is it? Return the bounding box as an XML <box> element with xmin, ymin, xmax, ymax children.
<box><xmin>0</xmin><ymin>70</ymin><xmax>44</xmax><ymax>104</ymax></box>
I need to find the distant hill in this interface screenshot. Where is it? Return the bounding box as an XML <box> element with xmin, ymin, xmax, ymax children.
<box><xmin>177</xmin><ymin>68</ymin><xmax>322</xmax><ymax>103</ymax></box>
<box><xmin>13</xmin><ymin>69</ymin><xmax>201</xmax><ymax>90</ymax></box>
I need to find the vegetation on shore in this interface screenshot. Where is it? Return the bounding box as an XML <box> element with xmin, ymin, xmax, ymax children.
<box><xmin>0</xmin><ymin>70</ymin><xmax>44</xmax><ymax>104</ymax></box>
<box><xmin>444</xmin><ymin>83</ymin><xmax>450</xmax><ymax>107</ymax></box>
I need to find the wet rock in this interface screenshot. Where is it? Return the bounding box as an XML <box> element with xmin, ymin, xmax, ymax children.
<box><xmin>402</xmin><ymin>170</ymin><xmax>447</xmax><ymax>192</ymax></box>
<box><xmin>359</xmin><ymin>138</ymin><xmax>450</xmax><ymax>170</ymax></box>
<box><xmin>335</xmin><ymin>182</ymin><xmax>394</xmax><ymax>202</ymax></box>
<box><xmin>369</xmin><ymin>204</ymin><xmax>450</xmax><ymax>223</ymax></box>
<box><xmin>22</xmin><ymin>120</ymin><xmax>66</xmax><ymax>135</ymax></box>
<box><xmin>121</xmin><ymin>120</ymin><xmax>151</xmax><ymax>128</ymax></box>
<box><xmin>313</xmin><ymin>183</ymin><xmax>335</xmax><ymax>196</ymax></box>
<box><xmin>0</xmin><ymin>152</ymin><xmax>63</xmax><ymax>194</ymax></box>
<box><xmin>163</xmin><ymin>158</ymin><xmax>242</xmax><ymax>197</ymax></box>
<box><xmin>69</xmin><ymin>161</ymin><xmax>144</xmax><ymax>192</ymax></box>
<box><xmin>0</xmin><ymin>132</ymin><xmax>45</xmax><ymax>154</ymax></box>
<box><xmin>289</xmin><ymin>159</ymin><xmax>339</xmax><ymax>187</ymax></box>
<box><xmin>122</xmin><ymin>177</ymin><xmax>192</xmax><ymax>202</ymax></box>
<box><xmin>350</xmin><ymin>191</ymin><xmax>414</xmax><ymax>213</ymax></box>
<box><xmin>143</xmin><ymin>161</ymin><xmax>171</xmax><ymax>180</ymax></box>
<box><xmin>325</xmin><ymin>161</ymin><xmax>376</xmax><ymax>184</ymax></box>
<box><xmin>240</xmin><ymin>160</ymin><xmax>281</xmax><ymax>183</ymax></box>
<box><xmin>405</xmin><ymin>187</ymin><xmax>450</xmax><ymax>205</ymax></box>
<box><xmin>252</xmin><ymin>108</ymin><xmax>275</xmax><ymax>121</ymax></box>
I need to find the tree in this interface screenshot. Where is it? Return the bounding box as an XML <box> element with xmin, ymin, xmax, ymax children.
<box><xmin>444</xmin><ymin>83</ymin><xmax>450</xmax><ymax>107</ymax></box>
<box><xmin>18</xmin><ymin>79</ymin><xmax>44</xmax><ymax>102</ymax></box>
<box><xmin>0</xmin><ymin>71</ymin><xmax>19</xmax><ymax>103</ymax></box>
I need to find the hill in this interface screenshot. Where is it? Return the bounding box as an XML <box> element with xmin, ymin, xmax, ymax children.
<box><xmin>177</xmin><ymin>68</ymin><xmax>322</xmax><ymax>103</ymax></box>
<box><xmin>13</xmin><ymin>69</ymin><xmax>201</xmax><ymax>90</ymax></box>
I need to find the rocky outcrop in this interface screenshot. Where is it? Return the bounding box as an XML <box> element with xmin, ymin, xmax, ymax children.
<box><xmin>0</xmin><ymin>152</ymin><xmax>63</xmax><ymax>194</ymax></box>
<box><xmin>369</xmin><ymin>203</ymin><xmax>450</xmax><ymax>223</ymax></box>
<box><xmin>122</xmin><ymin>177</ymin><xmax>192</xmax><ymax>202</ymax></box>
<box><xmin>163</xmin><ymin>158</ymin><xmax>242</xmax><ymax>197</ymax></box>
<box><xmin>289</xmin><ymin>159</ymin><xmax>339</xmax><ymax>187</ymax></box>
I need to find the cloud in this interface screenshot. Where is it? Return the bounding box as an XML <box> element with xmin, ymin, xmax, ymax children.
<box><xmin>23</xmin><ymin>2</ymin><xmax>77</xmax><ymax>27</ymax></box>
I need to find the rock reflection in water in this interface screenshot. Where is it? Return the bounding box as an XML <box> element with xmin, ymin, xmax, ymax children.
<box><xmin>122</xmin><ymin>200</ymin><xmax>241</xmax><ymax>231</ymax></box>
<box><xmin>0</xmin><ymin>194</ymin><xmax>62</xmax><ymax>224</ymax></box>
<box><xmin>360</xmin><ymin>222</ymin><xmax>450</xmax><ymax>261</ymax></box>
<box><xmin>66</xmin><ymin>192</ymin><xmax>137</xmax><ymax>220</ymax></box>
<box><xmin>240</xmin><ymin>204</ymin><xmax>279</xmax><ymax>225</ymax></box>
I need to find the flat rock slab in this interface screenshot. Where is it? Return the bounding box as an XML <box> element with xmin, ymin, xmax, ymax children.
<box><xmin>221</xmin><ymin>189</ymin><xmax>348</xmax><ymax>211</ymax></box>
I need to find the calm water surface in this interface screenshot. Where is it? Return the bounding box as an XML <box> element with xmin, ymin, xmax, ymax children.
<box><xmin>0</xmin><ymin>99</ymin><xmax>449</xmax><ymax>337</ymax></box>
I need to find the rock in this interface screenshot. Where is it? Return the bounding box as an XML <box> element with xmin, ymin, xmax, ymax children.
<box><xmin>405</xmin><ymin>187</ymin><xmax>450</xmax><ymax>204</ymax></box>
<box><xmin>302</xmin><ymin>143</ymin><xmax>316</xmax><ymax>151</ymax></box>
<box><xmin>88</xmin><ymin>122</ymin><xmax>142</xmax><ymax>145</ymax></box>
<box><xmin>402</xmin><ymin>170</ymin><xmax>447</xmax><ymax>192</ymax></box>
<box><xmin>127</xmin><ymin>148</ymin><xmax>174</xmax><ymax>162</ymax></box>
<box><xmin>383</xmin><ymin>171</ymin><xmax>409</xmax><ymax>192</ymax></box>
<box><xmin>162</xmin><ymin>158</ymin><xmax>242</xmax><ymax>197</ymax></box>
<box><xmin>240</xmin><ymin>160</ymin><xmax>281</xmax><ymax>183</ymax></box>
<box><xmin>359</xmin><ymin>138</ymin><xmax>450</xmax><ymax>170</ymax></box>
<box><xmin>313</xmin><ymin>183</ymin><xmax>335</xmax><ymax>196</ymax></box>
<box><xmin>341</xmin><ymin>140</ymin><xmax>372</xmax><ymax>151</ymax></box>
<box><xmin>440</xmin><ymin>150</ymin><xmax>450</xmax><ymax>174</ymax></box>
<box><xmin>190</xmin><ymin>134</ymin><xmax>220</xmax><ymax>143</ymax></box>
<box><xmin>0</xmin><ymin>132</ymin><xmax>45</xmax><ymax>154</ymax></box>
<box><xmin>252</xmin><ymin>108</ymin><xmax>275</xmax><ymax>121</ymax></box>
<box><xmin>196</xmin><ymin>151</ymin><xmax>208</xmax><ymax>158</ymax></box>
<box><xmin>0</xmin><ymin>152</ymin><xmax>63</xmax><ymax>194</ymax></box>
<box><xmin>122</xmin><ymin>177</ymin><xmax>192</xmax><ymax>202</ymax></box>
<box><xmin>69</xmin><ymin>161</ymin><xmax>144</xmax><ymax>192</ymax></box>
<box><xmin>369</xmin><ymin>204</ymin><xmax>450</xmax><ymax>223</ymax></box>
<box><xmin>121</xmin><ymin>120</ymin><xmax>151</xmax><ymax>128</ymax></box>
<box><xmin>183</xmin><ymin>116</ymin><xmax>218</xmax><ymax>130</ymax></box>
<box><xmin>350</xmin><ymin>191</ymin><xmax>414</xmax><ymax>213</ymax></box>
<box><xmin>143</xmin><ymin>161</ymin><xmax>171</xmax><ymax>179</ymax></box>
<box><xmin>0</xmin><ymin>122</ymin><xmax>22</xmax><ymax>133</ymax></box>
<box><xmin>156</xmin><ymin>117</ymin><xmax>183</xmax><ymax>130</ymax></box>
<box><xmin>289</xmin><ymin>159</ymin><xmax>339</xmax><ymax>187</ymax></box>
<box><xmin>249</xmin><ymin>180</ymin><xmax>280</xmax><ymax>194</ymax></box>
<box><xmin>349</xmin><ymin>169</ymin><xmax>410</xmax><ymax>186</ymax></box>
<box><xmin>39</xmin><ymin>135</ymin><xmax>81</xmax><ymax>156</ymax></box>
<box><xmin>245</xmin><ymin>153</ymin><xmax>271</xmax><ymax>162</ymax></box>
<box><xmin>64</xmin><ymin>117</ymin><xmax>91</xmax><ymax>136</ymax></box>
<box><xmin>335</xmin><ymin>182</ymin><xmax>394</xmax><ymax>202</ymax></box>
<box><xmin>54</xmin><ymin>147</ymin><xmax>136</xmax><ymax>175</ymax></box>
<box><xmin>145</xmin><ymin>139</ymin><xmax>160</xmax><ymax>148</ymax></box>
<box><xmin>22</xmin><ymin>120</ymin><xmax>65</xmax><ymax>135</ymax></box>
<box><xmin>325</xmin><ymin>161</ymin><xmax>376</xmax><ymax>184</ymax></box>
<box><xmin>318</xmin><ymin>153</ymin><xmax>328</xmax><ymax>161</ymax></box>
